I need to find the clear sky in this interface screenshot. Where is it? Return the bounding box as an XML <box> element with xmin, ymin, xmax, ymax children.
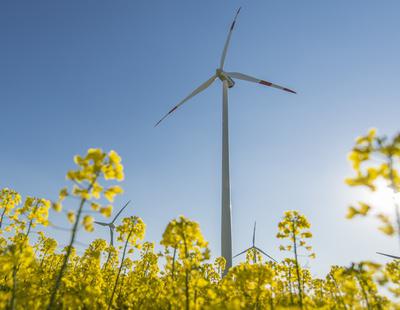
<box><xmin>2</xmin><ymin>0</ymin><xmax>400</xmax><ymax>277</ymax></box>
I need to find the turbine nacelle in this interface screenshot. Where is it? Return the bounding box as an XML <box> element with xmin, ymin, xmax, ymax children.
<box><xmin>216</xmin><ymin>69</ymin><xmax>235</xmax><ymax>88</ymax></box>
<box><xmin>94</xmin><ymin>200</ymin><xmax>131</xmax><ymax>247</ymax></box>
<box><xmin>233</xmin><ymin>222</ymin><xmax>277</xmax><ymax>263</ymax></box>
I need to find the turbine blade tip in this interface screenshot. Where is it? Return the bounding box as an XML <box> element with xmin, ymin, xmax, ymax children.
<box><xmin>285</xmin><ymin>88</ymin><xmax>297</xmax><ymax>94</ymax></box>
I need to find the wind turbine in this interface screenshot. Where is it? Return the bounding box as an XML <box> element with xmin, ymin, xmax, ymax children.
<box><xmin>94</xmin><ymin>200</ymin><xmax>131</xmax><ymax>247</ymax></box>
<box><xmin>233</xmin><ymin>222</ymin><xmax>277</xmax><ymax>263</ymax></box>
<box><xmin>155</xmin><ymin>8</ymin><xmax>296</xmax><ymax>273</ymax></box>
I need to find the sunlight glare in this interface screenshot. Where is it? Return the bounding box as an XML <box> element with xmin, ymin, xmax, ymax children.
<box><xmin>364</xmin><ymin>179</ymin><xmax>400</xmax><ymax>215</ymax></box>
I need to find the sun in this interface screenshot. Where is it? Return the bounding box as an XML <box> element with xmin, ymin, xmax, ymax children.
<box><xmin>363</xmin><ymin>179</ymin><xmax>400</xmax><ymax>215</ymax></box>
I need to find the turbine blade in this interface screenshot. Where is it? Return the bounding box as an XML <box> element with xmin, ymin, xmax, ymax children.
<box><xmin>252</xmin><ymin>222</ymin><xmax>256</xmax><ymax>246</ymax></box>
<box><xmin>255</xmin><ymin>246</ymin><xmax>277</xmax><ymax>263</ymax></box>
<box><xmin>94</xmin><ymin>221</ymin><xmax>108</xmax><ymax>227</ymax></box>
<box><xmin>49</xmin><ymin>224</ymin><xmax>71</xmax><ymax>232</ymax></box>
<box><xmin>233</xmin><ymin>247</ymin><xmax>251</xmax><ymax>258</ymax></box>
<box><xmin>226</xmin><ymin>72</ymin><xmax>296</xmax><ymax>94</ymax></box>
<box><xmin>111</xmin><ymin>200</ymin><xmax>131</xmax><ymax>224</ymax></box>
<box><xmin>219</xmin><ymin>7</ymin><xmax>241</xmax><ymax>70</ymax></box>
<box><xmin>155</xmin><ymin>75</ymin><xmax>217</xmax><ymax>127</ymax></box>
<box><xmin>377</xmin><ymin>252</ymin><xmax>400</xmax><ymax>259</ymax></box>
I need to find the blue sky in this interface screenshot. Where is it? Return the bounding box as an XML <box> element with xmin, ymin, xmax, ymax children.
<box><xmin>2</xmin><ymin>0</ymin><xmax>400</xmax><ymax>277</ymax></box>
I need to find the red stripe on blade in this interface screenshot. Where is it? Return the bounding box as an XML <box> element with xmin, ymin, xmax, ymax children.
<box><xmin>260</xmin><ymin>80</ymin><xmax>272</xmax><ymax>86</ymax></box>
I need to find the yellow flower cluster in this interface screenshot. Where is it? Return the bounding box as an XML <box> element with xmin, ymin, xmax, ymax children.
<box><xmin>0</xmin><ymin>188</ymin><xmax>21</xmax><ymax>229</ymax></box>
<box><xmin>0</xmin><ymin>139</ymin><xmax>398</xmax><ymax>309</ymax></box>
<box><xmin>55</xmin><ymin>148</ymin><xmax>125</xmax><ymax>233</ymax></box>
<box><xmin>0</xmin><ymin>205</ymin><xmax>396</xmax><ymax>309</ymax></box>
<box><xmin>346</xmin><ymin>202</ymin><xmax>371</xmax><ymax>219</ymax></box>
<box><xmin>346</xmin><ymin>128</ymin><xmax>400</xmax><ymax>240</ymax></box>
<box><xmin>116</xmin><ymin>216</ymin><xmax>146</xmax><ymax>246</ymax></box>
<box><xmin>276</xmin><ymin>210</ymin><xmax>316</xmax><ymax>308</ymax></box>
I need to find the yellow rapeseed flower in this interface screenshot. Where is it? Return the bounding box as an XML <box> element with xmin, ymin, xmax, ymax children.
<box><xmin>100</xmin><ymin>205</ymin><xmax>113</xmax><ymax>218</ymax></box>
<box><xmin>67</xmin><ymin>211</ymin><xmax>76</xmax><ymax>224</ymax></box>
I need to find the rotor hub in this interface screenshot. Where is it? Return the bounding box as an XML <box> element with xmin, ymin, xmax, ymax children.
<box><xmin>216</xmin><ymin>69</ymin><xmax>235</xmax><ymax>88</ymax></box>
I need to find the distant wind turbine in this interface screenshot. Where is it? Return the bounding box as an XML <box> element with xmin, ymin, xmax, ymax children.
<box><xmin>377</xmin><ymin>252</ymin><xmax>400</xmax><ymax>259</ymax></box>
<box><xmin>155</xmin><ymin>8</ymin><xmax>295</xmax><ymax>273</ymax></box>
<box><xmin>94</xmin><ymin>200</ymin><xmax>131</xmax><ymax>247</ymax></box>
<box><xmin>233</xmin><ymin>222</ymin><xmax>277</xmax><ymax>263</ymax></box>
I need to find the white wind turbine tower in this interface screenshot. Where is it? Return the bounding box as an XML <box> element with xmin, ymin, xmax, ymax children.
<box><xmin>155</xmin><ymin>8</ymin><xmax>296</xmax><ymax>274</ymax></box>
<box><xmin>233</xmin><ymin>222</ymin><xmax>277</xmax><ymax>264</ymax></box>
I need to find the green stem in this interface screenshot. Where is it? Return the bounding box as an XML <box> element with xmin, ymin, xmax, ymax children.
<box><xmin>9</xmin><ymin>223</ymin><xmax>32</xmax><ymax>310</ymax></box>
<box><xmin>181</xmin><ymin>229</ymin><xmax>190</xmax><ymax>310</ymax></box>
<box><xmin>356</xmin><ymin>274</ymin><xmax>370</xmax><ymax>310</ymax></box>
<box><xmin>172</xmin><ymin>247</ymin><xmax>176</xmax><ymax>279</ymax></box>
<box><xmin>292</xmin><ymin>220</ymin><xmax>303</xmax><ymax>309</ymax></box>
<box><xmin>0</xmin><ymin>208</ymin><xmax>6</xmax><ymax>229</ymax></box>
<box><xmin>10</xmin><ymin>263</ymin><xmax>18</xmax><ymax>310</ymax></box>
<box><xmin>288</xmin><ymin>266</ymin><xmax>294</xmax><ymax>305</ymax></box>
<box><xmin>40</xmin><ymin>249</ymin><xmax>49</xmax><ymax>269</ymax></box>
<box><xmin>47</xmin><ymin>176</ymin><xmax>98</xmax><ymax>309</ymax></box>
<box><xmin>330</xmin><ymin>274</ymin><xmax>348</xmax><ymax>309</ymax></box>
<box><xmin>255</xmin><ymin>269</ymin><xmax>262</xmax><ymax>310</ymax></box>
<box><xmin>107</xmin><ymin>229</ymin><xmax>133</xmax><ymax>310</ymax></box>
<box><xmin>25</xmin><ymin>220</ymin><xmax>32</xmax><ymax>238</ymax></box>
<box><xmin>47</xmin><ymin>197</ymin><xmax>86</xmax><ymax>309</ymax></box>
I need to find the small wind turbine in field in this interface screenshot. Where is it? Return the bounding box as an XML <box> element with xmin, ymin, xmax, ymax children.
<box><xmin>377</xmin><ymin>252</ymin><xmax>400</xmax><ymax>259</ymax></box>
<box><xmin>155</xmin><ymin>8</ymin><xmax>295</xmax><ymax>274</ymax></box>
<box><xmin>233</xmin><ymin>222</ymin><xmax>277</xmax><ymax>264</ymax></box>
<box><xmin>94</xmin><ymin>200</ymin><xmax>131</xmax><ymax>247</ymax></box>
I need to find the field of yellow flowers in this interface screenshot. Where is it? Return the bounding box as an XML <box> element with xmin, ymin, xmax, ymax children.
<box><xmin>1</xmin><ymin>129</ymin><xmax>400</xmax><ymax>309</ymax></box>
